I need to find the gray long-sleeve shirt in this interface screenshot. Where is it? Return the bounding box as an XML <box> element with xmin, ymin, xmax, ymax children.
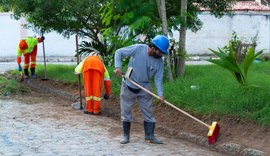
<box><xmin>114</xmin><ymin>44</ymin><xmax>164</xmax><ymax>96</ymax></box>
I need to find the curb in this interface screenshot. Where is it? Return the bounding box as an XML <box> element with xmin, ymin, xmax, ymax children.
<box><xmin>26</xmin><ymin>79</ymin><xmax>266</xmax><ymax>156</ymax></box>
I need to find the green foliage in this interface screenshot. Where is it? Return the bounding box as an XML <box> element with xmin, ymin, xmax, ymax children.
<box><xmin>0</xmin><ymin>75</ymin><xmax>20</xmax><ymax>95</ymax></box>
<box><xmin>222</xmin><ymin>31</ymin><xmax>240</xmax><ymax>54</ymax></box>
<box><xmin>208</xmin><ymin>46</ymin><xmax>263</xmax><ymax>85</ymax></box>
<box><xmin>208</xmin><ymin>32</ymin><xmax>263</xmax><ymax>86</ymax></box>
<box><xmin>78</xmin><ymin>41</ymin><xmax>106</xmax><ymax>57</ymax></box>
<box><xmin>100</xmin><ymin>0</ymin><xmax>236</xmax><ymax>43</ymax></box>
<box><xmin>100</xmin><ymin>0</ymin><xmax>158</xmax><ymax>53</ymax></box>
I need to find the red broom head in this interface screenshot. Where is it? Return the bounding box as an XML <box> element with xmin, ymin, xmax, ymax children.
<box><xmin>207</xmin><ymin>121</ymin><xmax>220</xmax><ymax>144</ymax></box>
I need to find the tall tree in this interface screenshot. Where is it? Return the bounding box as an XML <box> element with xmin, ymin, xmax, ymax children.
<box><xmin>177</xmin><ymin>0</ymin><xmax>188</xmax><ymax>76</ymax></box>
<box><xmin>156</xmin><ymin>0</ymin><xmax>173</xmax><ymax>81</ymax></box>
<box><xmin>100</xmin><ymin>0</ymin><xmax>236</xmax><ymax>76</ymax></box>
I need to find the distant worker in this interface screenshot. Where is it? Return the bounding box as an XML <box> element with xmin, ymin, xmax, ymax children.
<box><xmin>17</xmin><ymin>36</ymin><xmax>45</xmax><ymax>79</ymax></box>
<box><xmin>74</xmin><ymin>52</ymin><xmax>111</xmax><ymax>115</ymax></box>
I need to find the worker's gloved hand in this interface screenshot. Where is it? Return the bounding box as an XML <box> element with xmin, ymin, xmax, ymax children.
<box><xmin>103</xmin><ymin>94</ymin><xmax>109</xmax><ymax>100</ymax></box>
<box><xmin>18</xmin><ymin>64</ymin><xmax>22</xmax><ymax>71</ymax></box>
<box><xmin>41</xmin><ymin>36</ymin><xmax>45</xmax><ymax>41</ymax></box>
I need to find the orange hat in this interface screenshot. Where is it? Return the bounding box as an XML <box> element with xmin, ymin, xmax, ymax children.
<box><xmin>19</xmin><ymin>40</ymin><xmax>28</xmax><ymax>51</ymax></box>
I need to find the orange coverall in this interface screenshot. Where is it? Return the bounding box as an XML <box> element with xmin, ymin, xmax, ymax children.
<box><xmin>17</xmin><ymin>37</ymin><xmax>42</xmax><ymax>69</ymax></box>
<box><xmin>75</xmin><ymin>55</ymin><xmax>111</xmax><ymax>114</ymax></box>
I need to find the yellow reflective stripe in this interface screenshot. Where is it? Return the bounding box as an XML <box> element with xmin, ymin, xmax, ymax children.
<box><xmin>104</xmin><ymin>66</ymin><xmax>110</xmax><ymax>80</ymax></box>
<box><xmin>75</xmin><ymin>58</ymin><xmax>86</xmax><ymax>74</ymax></box>
<box><xmin>85</xmin><ymin>96</ymin><xmax>92</xmax><ymax>101</ymax></box>
<box><xmin>24</xmin><ymin>63</ymin><xmax>29</xmax><ymax>67</ymax></box>
<box><xmin>93</xmin><ymin>96</ymin><xmax>101</xmax><ymax>101</ymax></box>
<box><xmin>31</xmin><ymin>62</ymin><xmax>36</xmax><ymax>64</ymax></box>
<box><xmin>85</xmin><ymin>96</ymin><xmax>101</xmax><ymax>101</ymax></box>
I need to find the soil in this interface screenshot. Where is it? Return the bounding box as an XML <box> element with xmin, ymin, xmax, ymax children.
<box><xmin>10</xmin><ymin>76</ymin><xmax>270</xmax><ymax>154</ymax></box>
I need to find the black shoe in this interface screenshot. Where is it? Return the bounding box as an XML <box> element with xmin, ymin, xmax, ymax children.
<box><xmin>144</xmin><ymin>121</ymin><xmax>163</xmax><ymax>144</ymax></box>
<box><xmin>83</xmin><ymin>110</ymin><xmax>93</xmax><ymax>115</ymax></box>
<box><xmin>120</xmin><ymin>122</ymin><xmax>130</xmax><ymax>144</ymax></box>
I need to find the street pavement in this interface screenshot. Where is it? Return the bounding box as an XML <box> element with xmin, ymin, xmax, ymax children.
<box><xmin>0</xmin><ymin>99</ymin><xmax>223</xmax><ymax>156</ymax></box>
<box><xmin>0</xmin><ymin>61</ymin><xmax>224</xmax><ymax>156</ymax></box>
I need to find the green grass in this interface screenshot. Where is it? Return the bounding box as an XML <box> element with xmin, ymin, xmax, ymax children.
<box><xmin>0</xmin><ymin>74</ymin><xmax>20</xmax><ymax>95</ymax></box>
<box><xmin>35</xmin><ymin>64</ymin><xmax>78</xmax><ymax>83</ymax></box>
<box><xmin>21</xmin><ymin>62</ymin><xmax>270</xmax><ymax>126</ymax></box>
<box><xmin>164</xmin><ymin>62</ymin><xmax>270</xmax><ymax>126</ymax></box>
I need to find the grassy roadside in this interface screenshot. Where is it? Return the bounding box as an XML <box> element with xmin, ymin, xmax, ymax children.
<box><xmin>163</xmin><ymin>63</ymin><xmax>270</xmax><ymax>126</ymax></box>
<box><xmin>0</xmin><ymin>74</ymin><xmax>20</xmax><ymax>95</ymax></box>
<box><xmin>2</xmin><ymin>62</ymin><xmax>270</xmax><ymax>126</ymax></box>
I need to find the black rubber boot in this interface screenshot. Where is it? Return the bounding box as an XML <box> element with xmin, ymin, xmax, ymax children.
<box><xmin>30</xmin><ymin>68</ymin><xmax>37</xmax><ymax>78</ymax></box>
<box><xmin>120</xmin><ymin>122</ymin><xmax>130</xmax><ymax>144</ymax></box>
<box><xmin>144</xmin><ymin>121</ymin><xmax>163</xmax><ymax>144</ymax></box>
<box><xmin>24</xmin><ymin>69</ymin><xmax>29</xmax><ymax>79</ymax></box>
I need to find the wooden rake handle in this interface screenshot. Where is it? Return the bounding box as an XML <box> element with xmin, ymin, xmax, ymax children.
<box><xmin>125</xmin><ymin>76</ymin><xmax>209</xmax><ymax>128</ymax></box>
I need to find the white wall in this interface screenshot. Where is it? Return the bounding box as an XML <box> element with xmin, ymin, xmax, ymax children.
<box><xmin>182</xmin><ymin>12</ymin><xmax>270</xmax><ymax>54</ymax></box>
<box><xmin>1</xmin><ymin>12</ymin><xmax>270</xmax><ymax>57</ymax></box>
<box><xmin>0</xmin><ymin>13</ymin><xmax>77</xmax><ymax>57</ymax></box>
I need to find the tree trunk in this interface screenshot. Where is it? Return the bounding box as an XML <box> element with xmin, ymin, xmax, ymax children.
<box><xmin>177</xmin><ymin>0</ymin><xmax>187</xmax><ymax>76</ymax></box>
<box><xmin>156</xmin><ymin>0</ymin><xmax>173</xmax><ymax>81</ymax></box>
<box><xmin>176</xmin><ymin>57</ymin><xmax>185</xmax><ymax>76</ymax></box>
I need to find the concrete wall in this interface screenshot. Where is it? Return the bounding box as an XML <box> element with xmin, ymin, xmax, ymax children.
<box><xmin>1</xmin><ymin>12</ymin><xmax>270</xmax><ymax>57</ymax></box>
<box><xmin>180</xmin><ymin>12</ymin><xmax>270</xmax><ymax>54</ymax></box>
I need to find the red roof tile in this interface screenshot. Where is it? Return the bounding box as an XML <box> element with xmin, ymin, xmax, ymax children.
<box><xmin>233</xmin><ymin>1</ymin><xmax>270</xmax><ymax>11</ymax></box>
<box><xmin>199</xmin><ymin>1</ymin><xmax>270</xmax><ymax>12</ymax></box>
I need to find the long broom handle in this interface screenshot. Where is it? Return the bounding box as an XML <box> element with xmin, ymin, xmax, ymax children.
<box><xmin>125</xmin><ymin>76</ymin><xmax>209</xmax><ymax>128</ymax></box>
<box><xmin>41</xmin><ymin>33</ymin><xmax>48</xmax><ymax>80</ymax></box>
<box><xmin>75</xmin><ymin>34</ymin><xmax>83</xmax><ymax>109</ymax></box>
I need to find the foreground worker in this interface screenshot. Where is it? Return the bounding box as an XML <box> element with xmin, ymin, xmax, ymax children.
<box><xmin>17</xmin><ymin>36</ymin><xmax>45</xmax><ymax>79</ymax></box>
<box><xmin>114</xmin><ymin>35</ymin><xmax>170</xmax><ymax>144</ymax></box>
<box><xmin>75</xmin><ymin>52</ymin><xmax>111</xmax><ymax>115</ymax></box>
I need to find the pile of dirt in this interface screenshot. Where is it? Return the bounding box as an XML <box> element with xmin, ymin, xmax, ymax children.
<box><xmin>17</xmin><ymin>77</ymin><xmax>270</xmax><ymax>154</ymax></box>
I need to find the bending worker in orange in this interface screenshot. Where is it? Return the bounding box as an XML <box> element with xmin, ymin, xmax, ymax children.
<box><xmin>74</xmin><ymin>52</ymin><xmax>111</xmax><ymax>115</ymax></box>
<box><xmin>17</xmin><ymin>36</ymin><xmax>45</xmax><ymax>79</ymax></box>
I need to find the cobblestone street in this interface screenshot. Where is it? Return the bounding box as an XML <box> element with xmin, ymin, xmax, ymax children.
<box><xmin>0</xmin><ymin>97</ymin><xmax>222</xmax><ymax>156</ymax></box>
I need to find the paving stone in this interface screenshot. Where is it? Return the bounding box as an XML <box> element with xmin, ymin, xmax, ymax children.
<box><xmin>0</xmin><ymin>99</ymin><xmax>223</xmax><ymax>155</ymax></box>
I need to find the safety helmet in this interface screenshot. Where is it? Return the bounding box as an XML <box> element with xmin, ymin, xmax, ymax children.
<box><xmin>89</xmin><ymin>51</ymin><xmax>100</xmax><ymax>57</ymax></box>
<box><xmin>19</xmin><ymin>40</ymin><xmax>28</xmax><ymax>51</ymax></box>
<box><xmin>151</xmin><ymin>35</ymin><xmax>170</xmax><ymax>54</ymax></box>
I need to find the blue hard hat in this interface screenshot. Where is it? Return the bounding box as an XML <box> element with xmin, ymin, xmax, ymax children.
<box><xmin>151</xmin><ymin>35</ymin><xmax>170</xmax><ymax>54</ymax></box>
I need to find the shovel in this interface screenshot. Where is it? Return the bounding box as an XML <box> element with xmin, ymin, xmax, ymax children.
<box><xmin>123</xmin><ymin>67</ymin><xmax>220</xmax><ymax>144</ymax></box>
